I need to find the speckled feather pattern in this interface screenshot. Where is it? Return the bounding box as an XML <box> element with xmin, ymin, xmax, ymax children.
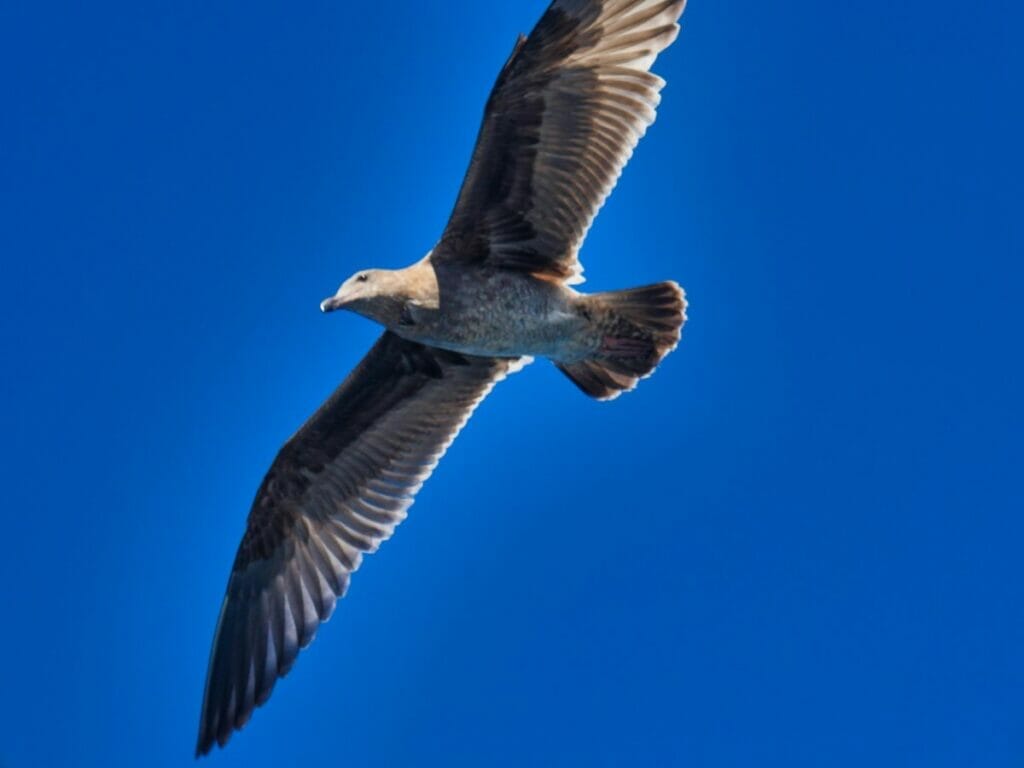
<box><xmin>395</xmin><ymin>263</ymin><xmax>600</xmax><ymax>361</ymax></box>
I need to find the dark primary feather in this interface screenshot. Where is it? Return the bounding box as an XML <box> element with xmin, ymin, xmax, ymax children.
<box><xmin>195</xmin><ymin>332</ymin><xmax>523</xmax><ymax>755</ymax></box>
<box><xmin>437</xmin><ymin>0</ymin><xmax>686</xmax><ymax>284</ymax></box>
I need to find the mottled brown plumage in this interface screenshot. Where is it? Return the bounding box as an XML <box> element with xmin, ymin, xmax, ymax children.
<box><xmin>197</xmin><ymin>0</ymin><xmax>689</xmax><ymax>755</ymax></box>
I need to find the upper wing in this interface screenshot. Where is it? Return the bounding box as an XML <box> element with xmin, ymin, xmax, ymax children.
<box><xmin>196</xmin><ymin>332</ymin><xmax>526</xmax><ymax>755</ymax></box>
<box><xmin>435</xmin><ymin>0</ymin><xmax>686</xmax><ymax>284</ymax></box>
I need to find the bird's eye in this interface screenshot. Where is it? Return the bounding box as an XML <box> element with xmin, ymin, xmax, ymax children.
<box><xmin>356</xmin><ymin>273</ymin><xmax>368</xmax><ymax>283</ymax></box>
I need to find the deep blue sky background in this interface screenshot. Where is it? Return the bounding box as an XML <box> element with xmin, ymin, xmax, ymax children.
<box><xmin>2</xmin><ymin>1</ymin><xmax>1021</xmax><ymax>765</ymax></box>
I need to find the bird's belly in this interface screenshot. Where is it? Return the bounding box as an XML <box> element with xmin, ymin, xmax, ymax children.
<box><xmin>399</xmin><ymin>278</ymin><xmax>595</xmax><ymax>361</ymax></box>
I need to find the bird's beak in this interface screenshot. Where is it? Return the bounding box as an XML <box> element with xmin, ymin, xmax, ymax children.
<box><xmin>321</xmin><ymin>278</ymin><xmax>372</xmax><ymax>313</ymax></box>
<box><xmin>320</xmin><ymin>294</ymin><xmax>346</xmax><ymax>313</ymax></box>
<box><xmin>321</xmin><ymin>283</ymin><xmax>359</xmax><ymax>313</ymax></box>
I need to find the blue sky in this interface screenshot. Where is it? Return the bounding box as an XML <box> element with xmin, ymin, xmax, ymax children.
<box><xmin>1</xmin><ymin>0</ymin><xmax>1021</xmax><ymax>765</ymax></box>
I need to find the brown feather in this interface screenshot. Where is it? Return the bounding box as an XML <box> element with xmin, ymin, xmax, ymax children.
<box><xmin>436</xmin><ymin>0</ymin><xmax>686</xmax><ymax>284</ymax></box>
<box><xmin>196</xmin><ymin>333</ymin><xmax>525</xmax><ymax>755</ymax></box>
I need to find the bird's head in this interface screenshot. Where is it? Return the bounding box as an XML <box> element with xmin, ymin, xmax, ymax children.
<box><xmin>320</xmin><ymin>268</ymin><xmax>412</xmax><ymax>325</ymax></box>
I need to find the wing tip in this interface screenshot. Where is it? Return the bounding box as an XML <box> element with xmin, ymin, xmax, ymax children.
<box><xmin>194</xmin><ymin>723</ymin><xmax>224</xmax><ymax>759</ymax></box>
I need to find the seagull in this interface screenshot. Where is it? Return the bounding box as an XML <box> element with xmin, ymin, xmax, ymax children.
<box><xmin>197</xmin><ymin>0</ymin><xmax>689</xmax><ymax>755</ymax></box>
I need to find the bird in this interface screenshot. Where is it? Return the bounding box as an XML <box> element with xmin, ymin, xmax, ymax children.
<box><xmin>196</xmin><ymin>0</ymin><xmax>689</xmax><ymax>755</ymax></box>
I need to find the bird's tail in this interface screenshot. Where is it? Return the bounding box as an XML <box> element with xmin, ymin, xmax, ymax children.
<box><xmin>557</xmin><ymin>281</ymin><xmax>687</xmax><ymax>400</ymax></box>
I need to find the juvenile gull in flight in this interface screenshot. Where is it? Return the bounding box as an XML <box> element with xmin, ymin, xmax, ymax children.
<box><xmin>197</xmin><ymin>0</ymin><xmax>689</xmax><ymax>755</ymax></box>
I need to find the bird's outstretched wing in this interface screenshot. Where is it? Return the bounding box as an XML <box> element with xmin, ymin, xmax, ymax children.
<box><xmin>435</xmin><ymin>0</ymin><xmax>686</xmax><ymax>284</ymax></box>
<box><xmin>196</xmin><ymin>332</ymin><xmax>526</xmax><ymax>755</ymax></box>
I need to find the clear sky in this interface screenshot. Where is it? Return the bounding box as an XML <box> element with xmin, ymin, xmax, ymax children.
<box><xmin>1</xmin><ymin>1</ymin><xmax>1021</xmax><ymax>766</ymax></box>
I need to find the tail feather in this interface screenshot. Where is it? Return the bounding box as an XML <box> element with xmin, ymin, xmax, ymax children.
<box><xmin>558</xmin><ymin>281</ymin><xmax>686</xmax><ymax>400</ymax></box>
